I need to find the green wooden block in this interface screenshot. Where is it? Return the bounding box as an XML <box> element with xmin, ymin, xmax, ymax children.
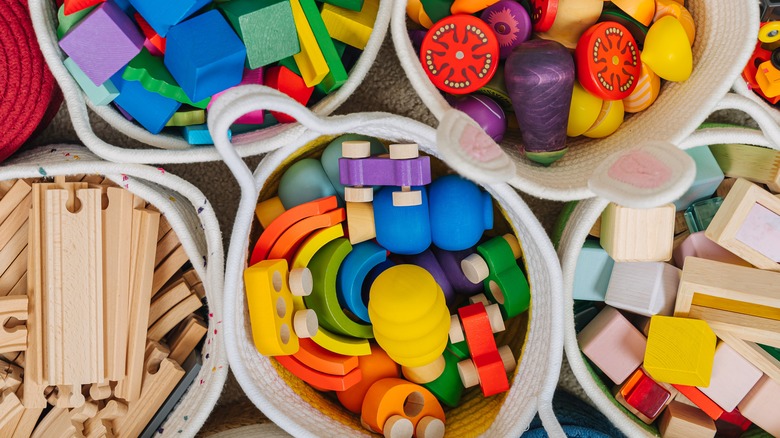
<box><xmin>220</xmin><ymin>0</ymin><xmax>300</xmax><ymax>69</ymax></box>
<box><xmin>321</xmin><ymin>0</ymin><xmax>364</xmax><ymax>12</ymax></box>
<box><xmin>297</xmin><ymin>0</ymin><xmax>348</xmax><ymax>93</ymax></box>
<box><xmin>122</xmin><ymin>48</ymin><xmax>211</xmax><ymax>108</ymax></box>
<box><xmin>420</xmin><ymin>0</ymin><xmax>453</xmax><ymax>23</ymax></box>
<box><xmin>57</xmin><ymin>4</ymin><xmax>96</xmax><ymax>39</ymax></box>
<box><xmin>281</xmin><ymin>40</ymin><xmax>349</xmax><ymax>95</ymax></box>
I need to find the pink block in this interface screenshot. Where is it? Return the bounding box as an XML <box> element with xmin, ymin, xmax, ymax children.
<box><xmin>578</xmin><ymin>306</ymin><xmax>647</xmax><ymax>385</ymax></box>
<box><xmin>735</xmin><ymin>203</ymin><xmax>780</xmax><ymax>263</ymax></box>
<box><xmin>738</xmin><ymin>375</ymin><xmax>780</xmax><ymax>436</ymax></box>
<box><xmin>207</xmin><ymin>68</ymin><xmax>264</xmax><ymax>124</ymax></box>
<box><xmin>672</xmin><ymin>232</ymin><xmax>749</xmax><ymax>269</ymax></box>
<box><xmin>698</xmin><ymin>343</ymin><xmax>762</xmax><ymax>412</ymax></box>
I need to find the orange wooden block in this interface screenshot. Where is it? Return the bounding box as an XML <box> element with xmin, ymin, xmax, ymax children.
<box><xmin>361</xmin><ymin>378</ymin><xmax>445</xmax><ymax>434</ymax></box>
<box><xmin>135</xmin><ymin>14</ymin><xmax>166</xmax><ymax>54</ymax></box>
<box><xmin>672</xmin><ymin>384</ymin><xmax>724</xmax><ymax>421</ymax></box>
<box><xmin>275</xmin><ymin>354</ymin><xmax>362</xmax><ymax>391</ymax></box>
<box><xmin>266</xmin><ymin>208</ymin><xmax>346</xmax><ymax>262</ymax></box>
<box><xmin>250</xmin><ymin>196</ymin><xmax>338</xmax><ymax>265</ymax></box>
<box><xmin>293</xmin><ymin>338</ymin><xmax>358</xmax><ymax>376</ymax></box>
<box><xmin>337</xmin><ymin>344</ymin><xmax>400</xmax><ymax>414</ymax></box>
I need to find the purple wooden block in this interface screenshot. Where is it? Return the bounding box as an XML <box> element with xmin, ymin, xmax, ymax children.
<box><xmin>59</xmin><ymin>2</ymin><xmax>144</xmax><ymax>86</ymax></box>
<box><xmin>404</xmin><ymin>249</ymin><xmax>456</xmax><ymax>306</ymax></box>
<box><xmin>432</xmin><ymin>246</ymin><xmax>483</xmax><ymax>296</ymax></box>
<box><xmin>505</xmin><ymin>39</ymin><xmax>574</xmax><ymax>166</ymax></box>
<box><xmin>338</xmin><ymin>156</ymin><xmax>432</xmax><ymax>187</ymax></box>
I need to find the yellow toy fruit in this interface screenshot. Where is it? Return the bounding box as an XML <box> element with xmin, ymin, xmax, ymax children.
<box><xmin>654</xmin><ymin>0</ymin><xmax>695</xmax><ymax>46</ymax></box>
<box><xmin>623</xmin><ymin>61</ymin><xmax>661</xmax><ymax>113</ymax></box>
<box><xmin>611</xmin><ymin>0</ymin><xmax>655</xmax><ymax>26</ymax></box>
<box><xmin>583</xmin><ymin>99</ymin><xmax>624</xmax><ymax>138</ymax></box>
<box><xmin>641</xmin><ymin>16</ymin><xmax>693</xmax><ymax>82</ymax></box>
<box><xmin>567</xmin><ymin>81</ymin><xmax>603</xmax><ymax>137</ymax></box>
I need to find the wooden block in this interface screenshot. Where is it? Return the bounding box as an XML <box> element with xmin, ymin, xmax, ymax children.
<box><xmin>114</xmin><ymin>208</ymin><xmax>161</xmax><ymax>403</ymax></box>
<box><xmin>63</xmin><ymin>56</ymin><xmax>120</xmax><ymax>106</ymax></box>
<box><xmin>167</xmin><ymin>315</ymin><xmax>207</xmax><ymax>365</ymax></box>
<box><xmin>151</xmin><ymin>244</ymin><xmax>189</xmax><ymax>295</ymax></box>
<box><xmin>148</xmin><ymin>279</ymin><xmax>191</xmax><ymax>327</ymax></box>
<box><xmin>264</xmin><ymin>65</ymin><xmax>316</xmax><ymax>123</ymax></box>
<box><xmin>0</xmin><ymin>181</ymin><xmax>31</xmax><ymax>228</ymax></box>
<box><xmin>456</xmin><ymin>302</ymin><xmax>511</xmax><ymax>396</ymax></box>
<box><xmin>296</xmin><ymin>0</ymin><xmax>349</xmax><ymax>93</ymax></box>
<box><xmin>32</xmin><ymin>401</ymin><xmax>97</xmax><ymax>438</ymax></box>
<box><xmin>256</xmin><ymin>197</ymin><xmax>287</xmax><ymax>229</ymax></box>
<box><xmin>578</xmin><ymin>306</ymin><xmax>647</xmax><ymax>385</ymax></box>
<box><xmin>589</xmin><ymin>216</ymin><xmax>601</xmax><ymax>238</ymax></box>
<box><xmin>658</xmin><ymin>400</ymin><xmax>717</xmax><ymax>438</ymax></box>
<box><xmin>614</xmin><ymin>367</ymin><xmax>678</xmax><ymax>424</ymax></box>
<box><xmin>0</xmin><ymin>197</ymin><xmax>31</xmax><ymax>258</ymax></box>
<box><xmin>605</xmin><ymin>261</ymin><xmax>681</xmax><ymax>316</ymax></box>
<box><xmin>682</xmin><ymin>195</ymin><xmax>722</xmax><ymax>234</ymax></box>
<box><xmin>289</xmin><ymin>0</ymin><xmax>329</xmax><ymax>86</ymax></box>
<box><xmin>0</xmin><ymin>361</ymin><xmax>23</xmax><ymax>392</ymax></box>
<box><xmin>704</xmin><ymin>179</ymin><xmax>780</xmax><ymax>270</ymax></box>
<box><xmin>147</xmin><ymin>293</ymin><xmax>202</xmax><ymax>341</ymax></box>
<box><xmin>673</xmin><ymin>146</ymin><xmax>724</xmax><ymax>211</ymax></box>
<box><xmin>644</xmin><ymin>315</ymin><xmax>716</xmax><ymax>386</ymax></box>
<box><xmin>320</xmin><ymin>0</ymin><xmax>379</xmax><ymax>50</ymax></box>
<box><xmin>0</xmin><ymin>296</ymin><xmax>27</xmax><ymax>354</ymax></box>
<box><xmin>688</xmin><ymin>306</ymin><xmax>780</xmax><ymax>349</ymax></box>
<box><xmin>267</xmin><ymin>209</ymin><xmax>346</xmax><ymax>262</ymax></box>
<box><xmin>600</xmin><ymin>203</ymin><xmax>675</xmax><ymax>262</ymax></box>
<box><xmin>738</xmin><ymin>375</ymin><xmax>780</xmax><ymax>436</ymax></box>
<box><xmin>103</xmin><ymin>188</ymin><xmax>135</xmax><ymax>382</ymax></box>
<box><xmin>696</xmin><ymin>342</ymin><xmax>762</xmax><ymax>412</ymax></box>
<box><xmin>674</xmin><ymin>257</ymin><xmax>780</xmax><ymax>331</ymax></box>
<box><xmin>714</xmin><ymin>329</ymin><xmax>780</xmax><ymax>385</ymax></box>
<box><xmin>672</xmin><ymin>384</ymin><xmax>724</xmax><ymax>420</ymax></box>
<box><xmin>345</xmin><ymin>201</ymin><xmax>376</xmax><ymax>245</ymax></box>
<box><xmin>293</xmin><ymin>337</ymin><xmax>358</xmax><ymax>375</ymax></box>
<box><xmin>219</xmin><ymin>0</ymin><xmax>300</xmax><ymax>69</ymax></box>
<box><xmin>674</xmin><ymin>211</ymin><xmax>689</xmax><ymax>236</ymax></box>
<box><xmin>113</xmin><ymin>346</ymin><xmax>185</xmax><ymax>438</ymax></box>
<box><xmin>672</xmin><ymin>232</ymin><xmax>749</xmax><ymax>269</ymax></box>
<box><xmin>276</xmin><ymin>353</ymin><xmax>362</xmax><ymax>391</ymax></box>
<box><xmin>709</xmin><ymin>144</ymin><xmax>780</xmax><ymax>193</ymax></box>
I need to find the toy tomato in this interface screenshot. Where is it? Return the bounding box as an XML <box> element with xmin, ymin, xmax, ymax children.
<box><xmin>575</xmin><ymin>22</ymin><xmax>640</xmax><ymax>101</ymax></box>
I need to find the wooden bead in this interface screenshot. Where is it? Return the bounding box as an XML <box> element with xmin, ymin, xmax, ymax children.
<box><xmin>389</xmin><ymin>143</ymin><xmax>420</xmax><ymax>160</ymax></box>
<box><xmin>402</xmin><ymin>355</ymin><xmax>446</xmax><ymax>384</ymax></box>
<box><xmin>344</xmin><ymin>187</ymin><xmax>374</xmax><ymax>203</ymax></box>
<box><xmin>658</xmin><ymin>400</ymin><xmax>716</xmax><ymax>438</ymax></box>
<box><xmin>416</xmin><ymin>416</ymin><xmax>445</xmax><ymax>438</ymax></box>
<box><xmin>383</xmin><ymin>415</ymin><xmax>414</xmax><ymax>438</ymax></box>
<box><xmin>644</xmin><ymin>315</ymin><xmax>716</xmax><ymax>386</ymax></box>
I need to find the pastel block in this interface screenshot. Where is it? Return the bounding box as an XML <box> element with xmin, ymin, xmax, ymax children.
<box><xmin>164</xmin><ymin>10</ymin><xmax>247</xmax><ymax>103</ymax></box>
<box><xmin>573</xmin><ymin>300</ymin><xmax>601</xmax><ymax>333</ymax></box>
<box><xmin>220</xmin><ymin>0</ymin><xmax>300</xmax><ymax>69</ymax></box>
<box><xmin>112</xmin><ymin>71</ymin><xmax>181</xmax><ymax>134</ymax></box>
<box><xmin>58</xmin><ymin>1</ymin><xmax>144</xmax><ymax>86</ymax></box>
<box><xmin>278</xmin><ymin>158</ymin><xmax>339</xmax><ymax>209</ymax></box>
<box><xmin>572</xmin><ymin>239</ymin><xmax>614</xmax><ymax>302</ymax></box>
<box><xmin>672</xmin><ymin>231</ymin><xmax>749</xmax><ymax>269</ymax></box>
<box><xmin>290</xmin><ymin>0</ymin><xmax>330</xmax><ymax>86</ymax></box>
<box><xmin>128</xmin><ymin>0</ymin><xmax>210</xmax><ymax>37</ymax></box>
<box><xmin>658</xmin><ymin>400</ymin><xmax>717</xmax><ymax>438</ymax></box>
<box><xmin>604</xmin><ymin>261</ymin><xmax>681</xmax><ymax>316</ymax></box>
<box><xmin>297</xmin><ymin>0</ymin><xmax>349</xmax><ymax>93</ymax></box>
<box><xmin>320</xmin><ymin>134</ymin><xmax>387</xmax><ymax>199</ymax></box>
<box><xmin>428</xmin><ymin>175</ymin><xmax>493</xmax><ymax>252</ymax></box>
<box><xmin>182</xmin><ymin>124</ymin><xmax>232</xmax><ymax>145</ymax></box>
<box><xmin>615</xmin><ymin>367</ymin><xmax>677</xmax><ymax>424</ymax></box>
<box><xmin>600</xmin><ymin>203</ymin><xmax>675</xmax><ymax>262</ymax></box>
<box><xmin>684</xmin><ymin>197</ymin><xmax>722</xmax><ymax>233</ymax></box>
<box><xmin>697</xmin><ymin>342</ymin><xmax>762</xmax><ymax>412</ymax></box>
<box><xmin>373</xmin><ymin>186</ymin><xmax>431</xmax><ymax>255</ymax></box>
<box><xmin>577</xmin><ymin>306</ymin><xmax>647</xmax><ymax>385</ymax></box>
<box><xmin>264</xmin><ymin>66</ymin><xmax>315</xmax><ymax>123</ymax></box>
<box><xmin>644</xmin><ymin>315</ymin><xmax>717</xmax><ymax>386</ymax></box>
<box><xmin>208</xmin><ymin>68</ymin><xmax>265</xmax><ymax>124</ymax></box>
<box><xmin>320</xmin><ymin>0</ymin><xmax>379</xmax><ymax>50</ymax></box>
<box><xmin>738</xmin><ymin>375</ymin><xmax>780</xmax><ymax>436</ymax></box>
<box><xmin>57</xmin><ymin>4</ymin><xmax>96</xmax><ymax>39</ymax></box>
<box><xmin>123</xmin><ymin>48</ymin><xmax>211</xmax><ymax>108</ymax></box>
<box><xmin>63</xmin><ymin>57</ymin><xmax>119</xmax><ymax>106</ymax></box>
<box><xmin>673</xmin><ymin>146</ymin><xmax>725</xmax><ymax>211</ymax></box>
<box><xmin>339</xmin><ymin>156</ymin><xmax>432</xmax><ymax>187</ymax></box>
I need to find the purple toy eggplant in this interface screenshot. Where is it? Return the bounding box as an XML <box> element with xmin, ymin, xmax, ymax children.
<box><xmin>505</xmin><ymin>39</ymin><xmax>575</xmax><ymax>166</ymax></box>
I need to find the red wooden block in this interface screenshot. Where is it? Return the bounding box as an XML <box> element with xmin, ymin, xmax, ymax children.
<box><xmin>135</xmin><ymin>13</ymin><xmax>166</xmax><ymax>54</ymax></box>
<box><xmin>64</xmin><ymin>0</ymin><xmax>105</xmax><ymax>15</ymax></box>
<box><xmin>615</xmin><ymin>368</ymin><xmax>676</xmax><ymax>424</ymax></box>
<box><xmin>714</xmin><ymin>407</ymin><xmax>751</xmax><ymax>438</ymax></box>
<box><xmin>275</xmin><ymin>354</ymin><xmax>362</xmax><ymax>391</ymax></box>
<box><xmin>672</xmin><ymin>384</ymin><xmax>724</xmax><ymax>420</ymax></box>
<box><xmin>265</xmin><ymin>65</ymin><xmax>315</xmax><ymax>123</ymax></box>
<box><xmin>250</xmin><ymin>196</ymin><xmax>338</xmax><ymax>265</ymax></box>
<box><xmin>458</xmin><ymin>302</ymin><xmax>509</xmax><ymax>397</ymax></box>
<box><xmin>267</xmin><ymin>208</ymin><xmax>346</xmax><ymax>262</ymax></box>
<box><xmin>293</xmin><ymin>338</ymin><xmax>359</xmax><ymax>376</ymax></box>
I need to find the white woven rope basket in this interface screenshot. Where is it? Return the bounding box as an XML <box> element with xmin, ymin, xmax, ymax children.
<box><xmin>1</xmin><ymin>145</ymin><xmax>227</xmax><ymax>437</ymax></box>
<box><xmin>391</xmin><ymin>0</ymin><xmax>759</xmax><ymax>201</ymax></box>
<box><xmin>557</xmin><ymin>93</ymin><xmax>780</xmax><ymax>437</ymax></box>
<box><xmin>207</xmin><ymin>85</ymin><xmax>566</xmax><ymax>437</ymax></box>
<box><xmin>29</xmin><ymin>0</ymin><xmax>391</xmax><ymax>164</ymax></box>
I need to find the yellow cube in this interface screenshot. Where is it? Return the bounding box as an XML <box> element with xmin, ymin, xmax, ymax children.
<box><xmin>644</xmin><ymin>315</ymin><xmax>716</xmax><ymax>386</ymax></box>
<box><xmin>320</xmin><ymin>0</ymin><xmax>378</xmax><ymax>50</ymax></box>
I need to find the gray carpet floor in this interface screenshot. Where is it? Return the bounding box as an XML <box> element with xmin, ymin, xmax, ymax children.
<box><xmin>25</xmin><ymin>34</ymin><xmax>757</xmax><ymax>435</ymax></box>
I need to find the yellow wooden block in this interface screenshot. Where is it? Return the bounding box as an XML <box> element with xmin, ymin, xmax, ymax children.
<box><xmin>290</xmin><ymin>0</ymin><xmax>330</xmax><ymax>87</ymax></box>
<box><xmin>256</xmin><ymin>197</ymin><xmax>287</xmax><ymax>229</ymax></box>
<box><xmin>644</xmin><ymin>315</ymin><xmax>716</xmax><ymax>386</ymax></box>
<box><xmin>244</xmin><ymin>259</ymin><xmax>299</xmax><ymax>356</ymax></box>
<box><xmin>320</xmin><ymin>0</ymin><xmax>378</xmax><ymax>50</ymax></box>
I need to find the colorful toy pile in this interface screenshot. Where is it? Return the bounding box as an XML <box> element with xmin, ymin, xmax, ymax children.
<box><xmin>744</xmin><ymin>0</ymin><xmax>780</xmax><ymax>107</ymax></box>
<box><xmin>54</xmin><ymin>0</ymin><xmax>378</xmax><ymax>142</ymax></box>
<box><xmin>569</xmin><ymin>143</ymin><xmax>780</xmax><ymax>437</ymax></box>
<box><xmin>243</xmin><ymin>135</ymin><xmax>531</xmax><ymax>437</ymax></box>
<box><xmin>409</xmin><ymin>0</ymin><xmax>695</xmax><ymax>165</ymax></box>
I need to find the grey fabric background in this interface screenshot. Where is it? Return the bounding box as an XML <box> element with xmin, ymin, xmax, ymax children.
<box><xmin>25</xmin><ymin>35</ymin><xmax>756</xmax><ymax>435</ymax></box>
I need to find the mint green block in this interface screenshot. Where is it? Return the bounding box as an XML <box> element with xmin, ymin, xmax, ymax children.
<box><xmin>220</xmin><ymin>0</ymin><xmax>300</xmax><ymax>69</ymax></box>
<box><xmin>64</xmin><ymin>57</ymin><xmax>119</xmax><ymax>106</ymax></box>
<box><xmin>572</xmin><ymin>239</ymin><xmax>614</xmax><ymax>302</ymax></box>
<box><xmin>673</xmin><ymin>146</ymin><xmax>724</xmax><ymax>211</ymax></box>
<box><xmin>684</xmin><ymin>197</ymin><xmax>723</xmax><ymax>233</ymax></box>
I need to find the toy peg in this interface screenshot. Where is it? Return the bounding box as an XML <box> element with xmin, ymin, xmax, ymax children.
<box><xmin>388</xmin><ymin>143</ymin><xmax>419</xmax><ymax>160</ymax></box>
<box><xmin>449</xmin><ymin>303</ymin><xmax>504</xmax><ymax>344</ymax></box>
<box><xmin>416</xmin><ymin>416</ymin><xmax>445</xmax><ymax>438</ymax></box>
<box><xmin>455</xmin><ymin>302</ymin><xmax>514</xmax><ymax>396</ymax></box>
<box><xmin>382</xmin><ymin>415</ymin><xmax>414</xmax><ymax>437</ymax></box>
<box><xmin>342</xmin><ymin>140</ymin><xmax>372</xmax><ymax>158</ymax></box>
<box><xmin>614</xmin><ymin>367</ymin><xmax>678</xmax><ymax>424</ymax></box>
<box><xmin>341</xmin><ymin>141</ymin><xmax>374</xmax><ymax>203</ymax></box>
<box><xmin>289</xmin><ymin>267</ymin><xmax>314</xmax><ymax>296</ymax></box>
<box><xmin>0</xmin><ymin>296</ymin><xmax>27</xmax><ymax>354</ymax></box>
<box><xmin>361</xmin><ymin>378</ymin><xmax>445</xmax><ymax>436</ymax></box>
<box><xmin>293</xmin><ymin>309</ymin><xmax>318</xmax><ymax>339</ymax></box>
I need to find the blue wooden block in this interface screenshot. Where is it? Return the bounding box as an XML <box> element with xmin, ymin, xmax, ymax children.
<box><xmin>128</xmin><ymin>0</ymin><xmax>210</xmax><ymax>37</ymax></box>
<box><xmin>182</xmin><ymin>124</ymin><xmax>232</xmax><ymax>145</ymax></box>
<box><xmin>572</xmin><ymin>239</ymin><xmax>614</xmax><ymax>302</ymax></box>
<box><xmin>164</xmin><ymin>10</ymin><xmax>247</xmax><ymax>103</ymax></box>
<box><xmin>64</xmin><ymin>57</ymin><xmax>119</xmax><ymax>106</ymax></box>
<box><xmin>320</xmin><ymin>134</ymin><xmax>386</xmax><ymax>200</ymax></box>
<box><xmin>374</xmin><ymin>186</ymin><xmax>431</xmax><ymax>255</ymax></box>
<box><xmin>277</xmin><ymin>158</ymin><xmax>338</xmax><ymax>209</ymax></box>
<box><xmin>674</xmin><ymin>146</ymin><xmax>725</xmax><ymax>211</ymax></box>
<box><xmin>429</xmin><ymin>175</ymin><xmax>493</xmax><ymax>252</ymax></box>
<box><xmin>338</xmin><ymin>241</ymin><xmax>386</xmax><ymax>323</ymax></box>
<box><xmin>112</xmin><ymin>71</ymin><xmax>181</xmax><ymax>134</ymax></box>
